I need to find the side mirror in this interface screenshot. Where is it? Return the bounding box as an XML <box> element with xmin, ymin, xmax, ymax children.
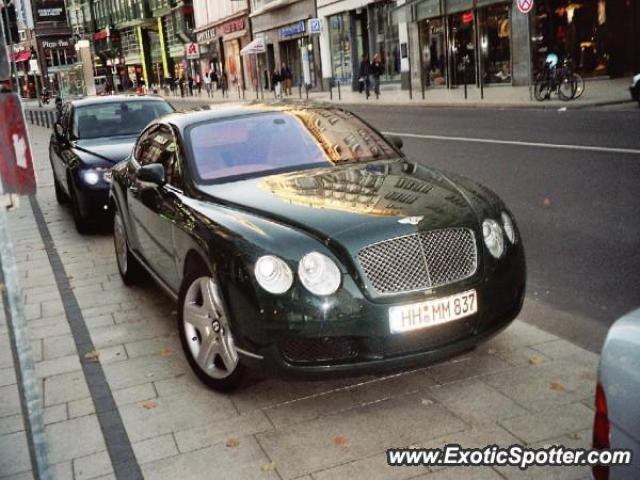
<box><xmin>388</xmin><ymin>135</ymin><xmax>403</xmax><ymax>150</ymax></box>
<box><xmin>54</xmin><ymin>123</ymin><xmax>65</xmax><ymax>138</ymax></box>
<box><xmin>136</xmin><ymin>164</ymin><xmax>165</xmax><ymax>186</ymax></box>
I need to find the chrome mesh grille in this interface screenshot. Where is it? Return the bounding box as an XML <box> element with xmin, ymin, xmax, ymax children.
<box><xmin>357</xmin><ymin>228</ymin><xmax>477</xmax><ymax>295</ymax></box>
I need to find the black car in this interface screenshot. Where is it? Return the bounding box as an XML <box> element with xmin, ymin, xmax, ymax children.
<box><xmin>49</xmin><ymin>95</ymin><xmax>174</xmax><ymax>232</ymax></box>
<box><xmin>109</xmin><ymin>106</ymin><xmax>526</xmax><ymax>391</ymax></box>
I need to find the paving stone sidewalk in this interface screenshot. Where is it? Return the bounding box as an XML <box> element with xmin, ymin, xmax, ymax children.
<box><xmin>1</xmin><ymin>124</ymin><xmax>597</xmax><ymax>480</ymax></box>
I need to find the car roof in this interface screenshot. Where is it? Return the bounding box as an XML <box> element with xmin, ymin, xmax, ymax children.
<box><xmin>69</xmin><ymin>95</ymin><xmax>168</xmax><ymax>108</ymax></box>
<box><xmin>159</xmin><ymin>103</ymin><xmax>350</xmax><ymax>132</ymax></box>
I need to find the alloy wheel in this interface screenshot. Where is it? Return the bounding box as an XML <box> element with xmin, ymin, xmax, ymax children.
<box><xmin>183</xmin><ymin>276</ymin><xmax>239</xmax><ymax>379</ymax></box>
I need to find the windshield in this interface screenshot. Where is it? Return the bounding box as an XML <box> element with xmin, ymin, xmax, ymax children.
<box><xmin>73</xmin><ymin>101</ymin><xmax>174</xmax><ymax>139</ymax></box>
<box><xmin>188</xmin><ymin>109</ymin><xmax>400</xmax><ymax>183</ymax></box>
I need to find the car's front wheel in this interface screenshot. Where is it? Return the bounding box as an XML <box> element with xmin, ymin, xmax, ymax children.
<box><xmin>113</xmin><ymin>209</ymin><xmax>147</xmax><ymax>285</ymax></box>
<box><xmin>178</xmin><ymin>268</ymin><xmax>245</xmax><ymax>391</ymax></box>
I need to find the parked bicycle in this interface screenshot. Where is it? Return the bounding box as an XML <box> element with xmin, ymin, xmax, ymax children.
<box><xmin>534</xmin><ymin>54</ymin><xmax>584</xmax><ymax>102</ymax></box>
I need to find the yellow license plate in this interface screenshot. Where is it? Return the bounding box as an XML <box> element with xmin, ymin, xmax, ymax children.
<box><xmin>389</xmin><ymin>289</ymin><xmax>478</xmax><ymax>334</ymax></box>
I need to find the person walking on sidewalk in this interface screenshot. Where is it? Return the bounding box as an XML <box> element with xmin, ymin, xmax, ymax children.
<box><xmin>271</xmin><ymin>68</ymin><xmax>282</xmax><ymax>98</ymax></box>
<box><xmin>210</xmin><ymin>69</ymin><xmax>218</xmax><ymax>94</ymax></box>
<box><xmin>358</xmin><ymin>54</ymin><xmax>371</xmax><ymax>99</ymax></box>
<box><xmin>280</xmin><ymin>63</ymin><xmax>293</xmax><ymax>96</ymax></box>
<box><xmin>371</xmin><ymin>53</ymin><xmax>383</xmax><ymax>99</ymax></box>
<box><xmin>203</xmin><ymin>72</ymin><xmax>211</xmax><ymax>97</ymax></box>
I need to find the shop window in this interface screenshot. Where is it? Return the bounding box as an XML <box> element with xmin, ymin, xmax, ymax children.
<box><xmin>532</xmin><ymin>0</ymin><xmax>609</xmax><ymax>77</ymax></box>
<box><xmin>479</xmin><ymin>3</ymin><xmax>511</xmax><ymax>84</ymax></box>
<box><xmin>329</xmin><ymin>13</ymin><xmax>353</xmax><ymax>84</ymax></box>
<box><xmin>419</xmin><ymin>18</ymin><xmax>447</xmax><ymax>87</ymax></box>
<box><xmin>449</xmin><ymin>11</ymin><xmax>476</xmax><ymax>86</ymax></box>
<box><xmin>371</xmin><ymin>1</ymin><xmax>400</xmax><ymax>82</ymax></box>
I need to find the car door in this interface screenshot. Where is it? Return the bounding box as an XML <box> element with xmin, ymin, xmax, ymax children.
<box><xmin>127</xmin><ymin>124</ymin><xmax>183</xmax><ymax>291</ymax></box>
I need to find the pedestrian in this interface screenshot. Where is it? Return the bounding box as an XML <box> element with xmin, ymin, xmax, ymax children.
<box><xmin>280</xmin><ymin>62</ymin><xmax>292</xmax><ymax>96</ymax></box>
<box><xmin>203</xmin><ymin>72</ymin><xmax>211</xmax><ymax>97</ymax></box>
<box><xmin>187</xmin><ymin>75</ymin><xmax>194</xmax><ymax>96</ymax></box>
<box><xmin>179</xmin><ymin>75</ymin><xmax>185</xmax><ymax>97</ymax></box>
<box><xmin>358</xmin><ymin>54</ymin><xmax>371</xmax><ymax>99</ymax></box>
<box><xmin>210</xmin><ymin>69</ymin><xmax>219</xmax><ymax>93</ymax></box>
<box><xmin>220</xmin><ymin>70</ymin><xmax>228</xmax><ymax>97</ymax></box>
<box><xmin>195</xmin><ymin>73</ymin><xmax>202</xmax><ymax>96</ymax></box>
<box><xmin>371</xmin><ymin>54</ymin><xmax>383</xmax><ymax>99</ymax></box>
<box><xmin>271</xmin><ymin>68</ymin><xmax>282</xmax><ymax>98</ymax></box>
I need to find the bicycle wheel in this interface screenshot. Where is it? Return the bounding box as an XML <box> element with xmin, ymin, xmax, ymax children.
<box><xmin>534</xmin><ymin>79</ymin><xmax>551</xmax><ymax>101</ymax></box>
<box><xmin>558</xmin><ymin>74</ymin><xmax>576</xmax><ymax>101</ymax></box>
<box><xmin>573</xmin><ymin>73</ymin><xmax>585</xmax><ymax>99</ymax></box>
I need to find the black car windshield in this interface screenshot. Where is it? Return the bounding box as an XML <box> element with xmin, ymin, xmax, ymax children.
<box><xmin>73</xmin><ymin>101</ymin><xmax>174</xmax><ymax>139</ymax></box>
<box><xmin>188</xmin><ymin>109</ymin><xmax>400</xmax><ymax>183</ymax></box>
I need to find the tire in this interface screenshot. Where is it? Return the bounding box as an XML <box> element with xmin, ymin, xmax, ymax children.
<box><xmin>178</xmin><ymin>266</ymin><xmax>245</xmax><ymax>392</ymax></box>
<box><xmin>53</xmin><ymin>176</ymin><xmax>68</xmax><ymax>204</ymax></box>
<box><xmin>558</xmin><ymin>75</ymin><xmax>576</xmax><ymax>101</ymax></box>
<box><xmin>534</xmin><ymin>78</ymin><xmax>551</xmax><ymax>101</ymax></box>
<box><xmin>113</xmin><ymin>209</ymin><xmax>147</xmax><ymax>285</ymax></box>
<box><xmin>573</xmin><ymin>73</ymin><xmax>585</xmax><ymax>100</ymax></box>
<box><xmin>69</xmin><ymin>178</ymin><xmax>91</xmax><ymax>234</ymax></box>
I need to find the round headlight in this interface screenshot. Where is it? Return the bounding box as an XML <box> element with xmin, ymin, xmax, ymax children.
<box><xmin>501</xmin><ymin>212</ymin><xmax>516</xmax><ymax>244</ymax></box>
<box><xmin>298</xmin><ymin>252</ymin><xmax>341</xmax><ymax>296</ymax></box>
<box><xmin>82</xmin><ymin>170</ymin><xmax>100</xmax><ymax>185</ymax></box>
<box><xmin>482</xmin><ymin>219</ymin><xmax>505</xmax><ymax>259</ymax></box>
<box><xmin>254</xmin><ymin>255</ymin><xmax>293</xmax><ymax>294</ymax></box>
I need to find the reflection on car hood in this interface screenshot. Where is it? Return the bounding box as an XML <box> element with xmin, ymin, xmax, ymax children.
<box><xmin>199</xmin><ymin>160</ymin><xmax>483</xmax><ymax>251</ymax></box>
<box><xmin>72</xmin><ymin>136</ymin><xmax>137</xmax><ymax>164</ymax></box>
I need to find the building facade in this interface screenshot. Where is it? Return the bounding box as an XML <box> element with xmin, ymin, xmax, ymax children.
<box><xmin>250</xmin><ymin>0</ymin><xmax>323</xmax><ymax>91</ymax></box>
<box><xmin>193</xmin><ymin>0</ymin><xmax>252</xmax><ymax>90</ymax></box>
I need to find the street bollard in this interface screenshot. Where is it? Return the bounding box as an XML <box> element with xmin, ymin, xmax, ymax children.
<box><xmin>35</xmin><ymin>111</ymin><xmax>40</xmax><ymax>126</ymax></box>
<box><xmin>305</xmin><ymin>84</ymin><xmax>309</xmax><ymax>100</ymax></box>
<box><xmin>298</xmin><ymin>83</ymin><xmax>302</xmax><ymax>99</ymax></box>
<box><xmin>29</xmin><ymin>110</ymin><xmax>33</xmax><ymax>124</ymax></box>
<box><xmin>329</xmin><ymin>81</ymin><xmax>333</xmax><ymax>101</ymax></box>
<box><xmin>421</xmin><ymin>74</ymin><xmax>425</xmax><ymax>100</ymax></box>
<box><xmin>337</xmin><ymin>81</ymin><xmax>341</xmax><ymax>100</ymax></box>
<box><xmin>45</xmin><ymin>112</ymin><xmax>50</xmax><ymax>128</ymax></box>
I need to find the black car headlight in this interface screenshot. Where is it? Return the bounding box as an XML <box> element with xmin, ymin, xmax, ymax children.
<box><xmin>501</xmin><ymin>212</ymin><xmax>516</xmax><ymax>244</ymax></box>
<box><xmin>482</xmin><ymin>219</ymin><xmax>505</xmax><ymax>259</ymax></box>
<box><xmin>81</xmin><ymin>168</ymin><xmax>111</xmax><ymax>185</ymax></box>
<box><xmin>298</xmin><ymin>252</ymin><xmax>341</xmax><ymax>296</ymax></box>
<box><xmin>254</xmin><ymin>255</ymin><xmax>294</xmax><ymax>294</ymax></box>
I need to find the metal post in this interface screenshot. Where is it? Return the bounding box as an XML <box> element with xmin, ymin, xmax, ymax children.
<box><xmin>464</xmin><ymin>63</ymin><xmax>468</xmax><ymax>100</ymax></box>
<box><xmin>305</xmin><ymin>83</ymin><xmax>309</xmax><ymax>100</ymax></box>
<box><xmin>298</xmin><ymin>82</ymin><xmax>302</xmax><ymax>99</ymax></box>
<box><xmin>0</xmin><ymin>189</ymin><xmax>51</xmax><ymax>480</ymax></box>
<box><xmin>329</xmin><ymin>80</ymin><xmax>333</xmax><ymax>100</ymax></box>
<box><xmin>337</xmin><ymin>80</ymin><xmax>341</xmax><ymax>100</ymax></box>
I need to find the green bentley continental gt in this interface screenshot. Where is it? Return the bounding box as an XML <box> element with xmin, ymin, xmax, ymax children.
<box><xmin>109</xmin><ymin>105</ymin><xmax>526</xmax><ymax>391</ymax></box>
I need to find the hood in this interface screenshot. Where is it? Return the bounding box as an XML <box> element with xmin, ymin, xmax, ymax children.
<box><xmin>199</xmin><ymin>160</ymin><xmax>484</xmax><ymax>253</ymax></box>
<box><xmin>72</xmin><ymin>136</ymin><xmax>137</xmax><ymax>165</ymax></box>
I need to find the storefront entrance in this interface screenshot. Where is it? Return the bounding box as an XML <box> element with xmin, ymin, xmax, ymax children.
<box><xmin>419</xmin><ymin>18</ymin><xmax>447</xmax><ymax>87</ymax></box>
<box><xmin>449</xmin><ymin>11</ymin><xmax>476</xmax><ymax>86</ymax></box>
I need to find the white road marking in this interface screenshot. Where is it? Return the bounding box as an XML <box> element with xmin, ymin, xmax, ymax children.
<box><xmin>382</xmin><ymin>131</ymin><xmax>640</xmax><ymax>156</ymax></box>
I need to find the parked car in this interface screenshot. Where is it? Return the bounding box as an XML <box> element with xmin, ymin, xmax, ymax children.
<box><xmin>630</xmin><ymin>74</ymin><xmax>640</xmax><ymax>106</ymax></box>
<box><xmin>49</xmin><ymin>95</ymin><xmax>174</xmax><ymax>232</ymax></box>
<box><xmin>593</xmin><ymin>308</ymin><xmax>640</xmax><ymax>480</ymax></box>
<box><xmin>109</xmin><ymin>106</ymin><xmax>526</xmax><ymax>391</ymax></box>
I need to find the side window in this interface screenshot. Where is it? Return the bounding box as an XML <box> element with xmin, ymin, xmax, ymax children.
<box><xmin>135</xmin><ymin>125</ymin><xmax>183</xmax><ymax>188</ymax></box>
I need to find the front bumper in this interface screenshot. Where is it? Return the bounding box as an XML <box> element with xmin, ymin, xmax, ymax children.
<box><xmin>73</xmin><ymin>176</ymin><xmax>111</xmax><ymax>218</ymax></box>
<box><xmin>226</xmin><ymin>243</ymin><xmax>526</xmax><ymax>377</ymax></box>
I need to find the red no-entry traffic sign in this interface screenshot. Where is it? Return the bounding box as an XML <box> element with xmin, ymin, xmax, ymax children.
<box><xmin>516</xmin><ymin>0</ymin><xmax>534</xmax><ymax>14</ymax></box>
<box><xmin>0</xmin><ymin>93</ymin><xmax>36</xmax><ymax>196</ymax></box>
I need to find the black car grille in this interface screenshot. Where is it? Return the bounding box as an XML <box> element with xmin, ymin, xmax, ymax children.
<box><xmin>357</xmin><ymin>228</ymin><xmax>478</xmax><ymax>295</ymax></box>
<box><xmin>280</xmin><ymin>337</ymin><xmax>358</xmax><ymax>364</ymax></box>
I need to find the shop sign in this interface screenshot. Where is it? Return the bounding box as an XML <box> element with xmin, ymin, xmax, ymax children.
<box><xmin>196</xmin><ymin>27</ymin><xmax>216</xmax><ymax>44</ymax></box>
<box><xmin>34</xmin><ymin>0</ymin><xmax>66</xmax><ymax>22</ymax></box>
<box><xmin>94</xmin><ymin>28</ymin><xmax>110</xmax><ymax>41</ymax></box>
<box><xmin>41</xmin><ymin>38</ymin><xmax>71</xmax><ymax>49</ymax></box>
<box><xmin>462</xmin><ymin>11</ymin><xmax>474</xmax><ymax>23</ymax></box>
<box><xmin>221</xmin><ymin>19</ymin><xmax>245</xmax><ymax>35</ymax></box>
<box><xmin>0</xmin><ymin>93</ymin><xmax>36</xmax><ymax>196</ymax></box>
<box><xmin>185</xmin><ymin>42</ymin><xmax>200</xmax><ymax>60</ymax></box>
<box><xmin>515</xmin><ymin>0</ymin><xmax>533</xmax><ymax>14</ymax></box>
<box><xmin>308</xmin><ymin>18</ymin><xmax>322</xmax><ymax>35</ymax></box>
<box><xmin>280</xmin><ymin>20</ymin><xmax>305</xmax><ymax>39</ymax></box>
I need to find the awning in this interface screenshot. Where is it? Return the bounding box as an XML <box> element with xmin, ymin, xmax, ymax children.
<box><xmin>9</xmin><ymin>52</ymin><xmax>31</xmax><ymax>62</ymax></box>
<box><xmin>240</xmin><ymin>37</ymin><xmax>265</xmax><ymax>56</ymax></box>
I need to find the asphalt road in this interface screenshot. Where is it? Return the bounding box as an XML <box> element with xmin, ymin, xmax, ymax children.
<box><xmin>345</xmin><ymin>104</ymin><xmax>640</xmax><ymax>353</ymax></box>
